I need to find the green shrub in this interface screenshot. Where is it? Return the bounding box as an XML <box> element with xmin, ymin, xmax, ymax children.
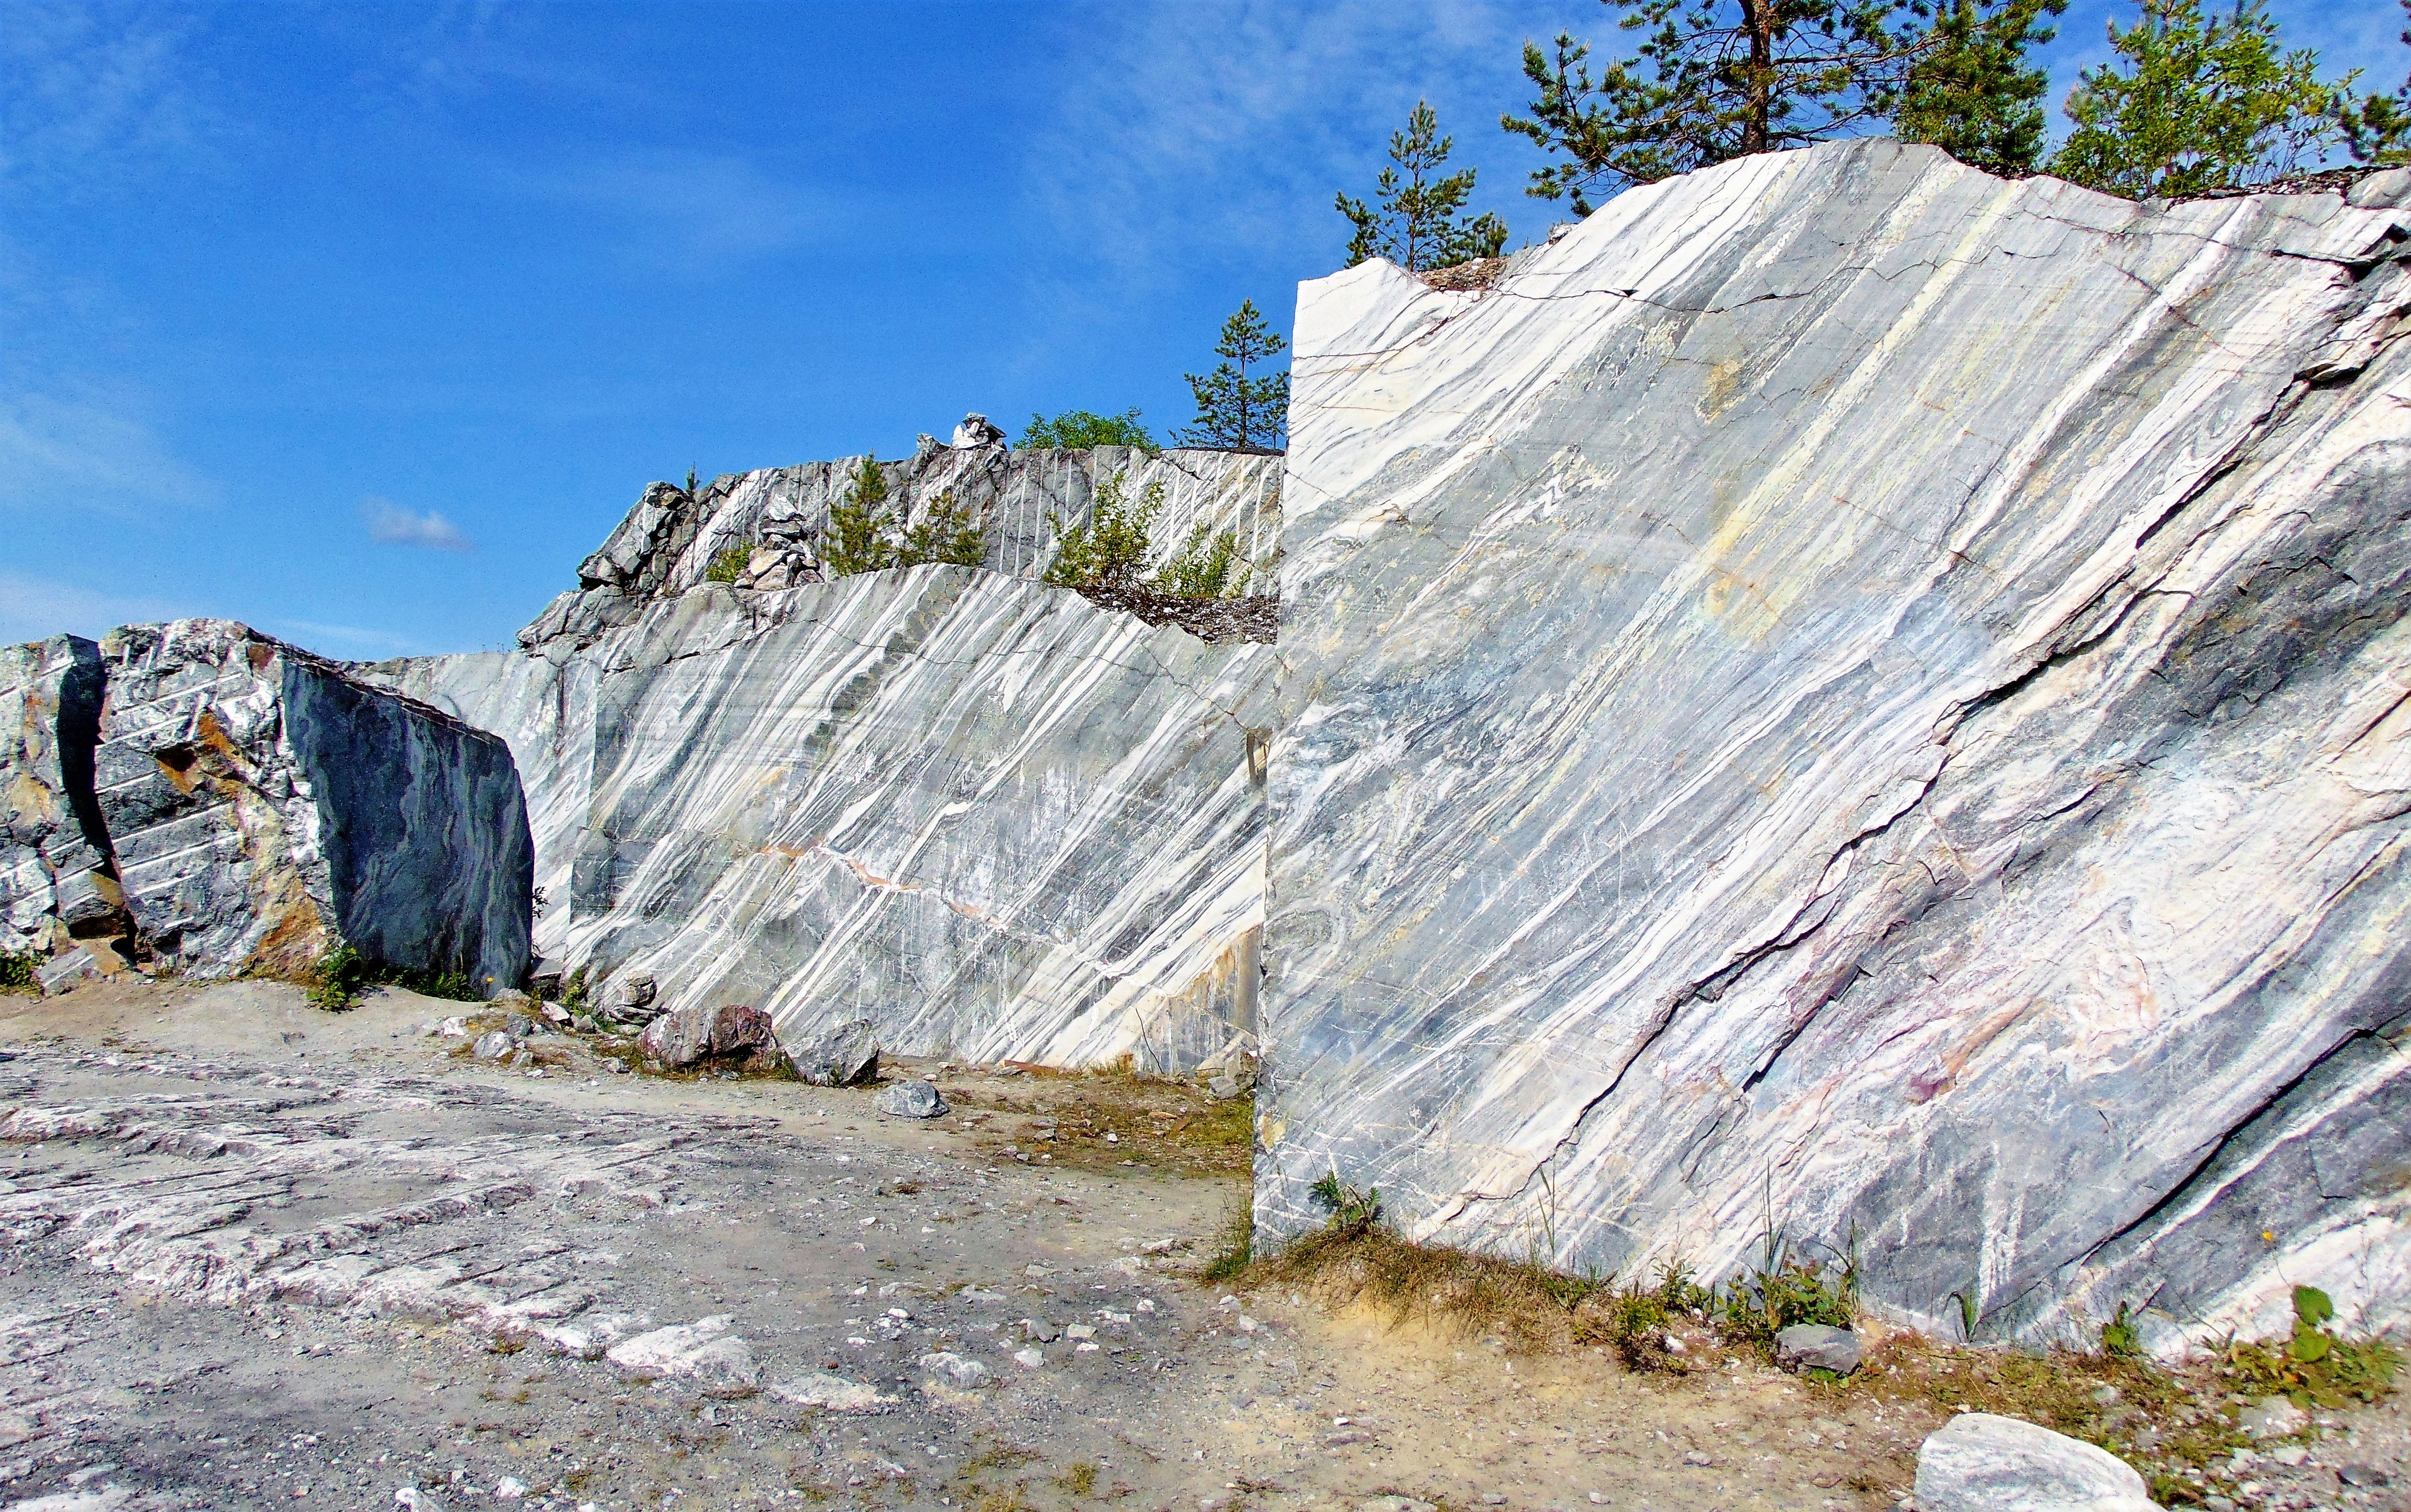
<box><xmin>2218</xmin><ymin>1285</ymin><xmax>2400</xmax><ymax>1409</ymax></box>
<box><xmin>2103</xmin><ymin>1300</ymin><xmax>2143</xmax><ymax>1358</ymax></box>
<box><xmin>825</xmin><ymin>456</ymin><xmax>898</xmax><ymax>575</ymax></box>
<box><xmin>0</xmin><ymin>949</ymin><xmax>40</xmax><ymax>996</ymax></box>
<box><xmin>1152</xmin><ymin>521</ymin><xmax>1249</xmax><ymax>599</ymax></box>
<box><xmin>1718</xmin><ymin>1226</ymin><xmax>1859</xmax><ymax>1352</ymax></box>
<box><xmin>1021</xmin><ymin>408</ymin><xmax>1155</xmax><ymax>451</ymax></box>
<box><xmin>703</xmin><ymin>542</ymin><xmax>752</xmax><ymax>584</ymax></box>
<box><xmin>899</xmin><ymin>488</ymin><xmax>987</xmax><ymax>568</ymax></box>
<box><xmin>308</xmin><ymin>941</ymin><xmax>482</xmax><ymax>1011</ymax></box>
<box><xmin>1044</xmin><ymin>471</ymin><xmax>1163</xmax><ymax>590</ymax></box>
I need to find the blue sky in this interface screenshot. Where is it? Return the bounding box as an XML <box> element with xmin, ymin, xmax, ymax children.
<box><xmin>4</xmin><ymin>0</ymin><xmax>2402</xmax><ymax>658</ymax></box>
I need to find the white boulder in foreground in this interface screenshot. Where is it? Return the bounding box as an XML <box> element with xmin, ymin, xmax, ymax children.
<box><xmin>1914</xmin><ymin>1413</ymin><xmax>2157</xmax><ymax>1511</ymax></box>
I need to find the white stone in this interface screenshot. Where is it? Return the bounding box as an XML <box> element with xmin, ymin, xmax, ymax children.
<box><xmin>1913</xmin><ymin>1414</ymin><xmax>2156</xmax><ymax>1512</ymax></box>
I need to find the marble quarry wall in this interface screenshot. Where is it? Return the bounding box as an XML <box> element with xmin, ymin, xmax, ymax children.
<box><xmin>1259</xmin><ymin>139</ymin><xmax>2411</xmax><ymax>1353</ymax></box>
<box><xmin>376</xmin><ymin>567</ymin><xmax>1273</xmax><ymax>1072</ymax></box>
<box><xmin>2</xmin><ymin>620</ymin><xmax>533</xmax><ymax>994</ymax></box>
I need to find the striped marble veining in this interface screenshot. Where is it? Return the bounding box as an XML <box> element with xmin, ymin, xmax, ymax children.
<box><xmin>379</xmin><ymin>566</ymin><xmax>1273</xmax><ymax>1071</ymax></box>
<box><xmin>1260</xmin><ymin>140</ymin><xmax>2411</xmax><ymax>1352</ymax></box>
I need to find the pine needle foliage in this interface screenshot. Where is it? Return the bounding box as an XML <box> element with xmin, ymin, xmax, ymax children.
<box><xmin>2047</xmin><ymin>0</ymin><xmax>2350</xmax><ymax>197</ymax></box>
<box><xmin>900</xmin><ymin>488</ymin><xmax>988</xmax><ymax>569</ymax></box>
<box><xmin>1336</xmin><ymin>100</ymin><xmax>1509</xmax><ymax>271</ymax></box>
<box><xmin>703</xmin><ymin>542</ymin><xmax>751</xmax><ymax>584</ymax></box>
<box><xmin>824</xmin><ymin>457</ymin><xmax>898</xmax><ymax>576</ymax></box>
<box><xmin>1895</xmin><ymin>0</ymin><xmax>2067</xmax><ymax>174</ymax></box>
<box><xmin>1044</xmin><ymin>471</ymin><xmax>1163</xmax><ymax>590</ymax></box>
<box><xmin>1504</xmin><ymin>0</ymin><xmax>2070</xmax><ymax>210</ymax></box>
<box><xmin>1021</xmin><ymin>409</ymin><xmax>1156</xmax><ymax>451</ymax></box>
<box><xmin>1178</xmin><ymin>301</ymin><xmax>1290</xmax><ymax>451</ymax></box>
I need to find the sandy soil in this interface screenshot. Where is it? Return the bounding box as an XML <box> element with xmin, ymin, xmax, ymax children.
<box><xmin>1</xmin><ymin>981</ymin><xmax>2403</xmax><ymax>1512</ymax></box>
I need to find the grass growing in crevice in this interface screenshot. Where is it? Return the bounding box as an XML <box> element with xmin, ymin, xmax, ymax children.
<box><xmin>0</xmin><ymin>949</ymin><xmax>39</xmax><ymax>996</ymax></box>
<box><xmin>308</xmin><ymin>942</ymin><xmax>482</xmax><ymax>1011</ymax></box>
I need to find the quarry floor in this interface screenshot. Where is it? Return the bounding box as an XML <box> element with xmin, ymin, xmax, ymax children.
<box><xmin>2</xmin><ymin>983</ymin><xmax>2404</xmax><ymax>1512</ymax></box>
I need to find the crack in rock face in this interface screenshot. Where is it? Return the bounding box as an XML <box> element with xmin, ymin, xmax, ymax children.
<box><xmin>1261</xmin><ymin>139</ymin><xmax>2411</xmax><ymax>1350</ymax></box>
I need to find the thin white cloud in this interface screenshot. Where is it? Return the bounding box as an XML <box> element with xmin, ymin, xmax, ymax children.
<box><xmin>0</xmin><ymin>570</ymin><xmax>190</xmax><ymax>645</ymax></box>
<box><xmin>362</xmin><ymin>497</ymin><xmax>475</xmax><ymax>553</ymax></box>
<box><xmin>0</xmin><ymin>4</ymin><xmax>222</xmax><ymax>197</ymax></box>
<box><xmin>506</xmin><ymin>149</ymin><xmax>842</xmax><ymax>271</ymax></box>
<box><xmin>0</xmin><ymin>386</ymin><xmax>221</xmax><ymax>511</ymax></box>
<box><xmin>1023</xmin><ymin>0</ymin><xmax>1541</xmax><ymax>283</ymax></box>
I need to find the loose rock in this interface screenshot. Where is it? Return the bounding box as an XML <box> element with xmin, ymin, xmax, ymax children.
<box><xmin>791</xmin><ymin>1018</ymin><xmax>881</xmax><ymax>1087</ymax></box>
<box><xmin>1912</xmin><ymin>1412</ymin><xmax>2157</xmax><ymax>1512</ymax></box>
<box><xmin>1774</xmin><ymin>1323</ymin><xmax>1863</xmax><ymax>1376</ymax></box>
<box><xmin>876</xmin><ymin>1079</ymin><xmax>947</xmax><ymax>1118</ymax></box>
<box><xmin>472</xmin><ymin>1031</ymin><xmax>513</xmax><ymax>1060</ymax></box>
<box><xmin>918</xmin><ymin>1351</ymin><xmax>994</xmax><ymax>1390</ymax></box>
<box><xmin>638</xmin><ymin>1002</ymin><xmax>780</xmax><ymax>1070</ymax></box>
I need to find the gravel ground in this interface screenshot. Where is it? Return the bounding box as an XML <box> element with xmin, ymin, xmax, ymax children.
<box><xmin>1</xmin><ymin>980</ymin><xmax>2404</xmax><ymax>1512</ymax></box>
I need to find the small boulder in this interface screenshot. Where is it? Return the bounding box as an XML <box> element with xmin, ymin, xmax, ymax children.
<box><xmin>472</xmin><ymin>1030</ymin><xmax>514</xmax><ymax>1060</ymax></box>
<box><xmin>875</xmin><ymin>1079</ymin><xmax>947</xmax><ymax>1118</ymax></box>
<box><xmin>2237</xmin><ymin>1395</ymin><xmax>2307</xmax><ymax>1439</ymax></box>
<box><xmin>791</xmin><ymin>1018</ymin><xmax>881</xmax><ymax>1087</ymax></box>
<box><xmin>1774</xmin><ymin>1323</ymin><xmax>1862</xmax><ymax>1376</ymax></box>
<box><xmin>1913</xmin><ymin>1412</ymin><xmax>2157</xmax><ymax>1512</ymax></box>
<box><xmin>918</xmin><ymin>1351</ymin><xmax>994</xmax><ymax>1390</ymax></box>
<box><xmin>614</xmin><ymin>972</ymin><xmax>658</xmax><ymax>1010</ymax></box>
<box><xmin>503</xmin><ymin>1013</ymin><xmax>537</xmax><ymax>1040</ymax></box>
<box><xmin>639</xmin><ymin>1003</ymin><xmax>780</xmax><ymax>1070</ymax></box>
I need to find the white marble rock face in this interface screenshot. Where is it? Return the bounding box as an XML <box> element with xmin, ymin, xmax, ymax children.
<box><xmin>1261</xmin><ymin>140</ymin><xmax>2411</xmax><ymax>1351</ymax></box>
<box><xmin>376</xmin><ymin>566</ymin><xmax>1273</xmax><ymax>1072</ymax></box>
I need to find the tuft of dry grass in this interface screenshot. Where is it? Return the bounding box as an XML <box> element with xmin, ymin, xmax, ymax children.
<box><xmin>1239</xmin><ymin>1224</ymin><xmax>1606</xmax><ymax>1354</ymax></box>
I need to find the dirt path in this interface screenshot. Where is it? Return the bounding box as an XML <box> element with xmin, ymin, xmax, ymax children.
<box><xmin>1</xmin><ymin>983</ymin><xmax>2402</xmax><ymax>1512</ymax></box>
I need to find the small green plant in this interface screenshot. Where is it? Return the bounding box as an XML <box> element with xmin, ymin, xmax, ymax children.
<box><xmin>1307</xmin><ymin>1170</ymin><xmax>1383</xmax><ymax>1236</ymax></box>
<box><xmin>0</xmin><ymin>948</ymin><xmax>40</xmax><ymax>996</ymax></box>
<box><xmin>1021</xmin><ymin>409</ymin><xmax>1155</xmax><ymax>451</ymax></box>
<box><xmin>899</xmin><ymin>488</ymin><xmax>987</xmax><ymax>568</ymax></box>
<box><xmin>1151</xmin><ymin>522</ymin><xmax>1249</xmax><ymax>599</ymax></box>
<box><xmin>309</xmin><ymin>942</ymin><xmax>482</xmax><ymax>1010</ymax></box>
<box><xmin>309</xmin><ymin>942</ymin><xmax>377</xmax><ymax>1011</ymax></box>
<box><xmin>1202</xmin><ymin>1199</ymin><xmax>1255</xmax><ymax>1281</ymax></box>
<box><xmin>562</xmin><ymin>963</ymin><xmax>590</xmax><ymax>1015</ymax></box>
<box><xmin>1044</xmin><ymin>471</ymin><xmax>1164</xmax><ymax>590</ymax></box>
<box><xmin>685</xmin><ymin>467</ymin><xmax>699</xmax><ymax>494</ymax></box>
<box><xmin>703</xmin><ymin>541</ymin><xmax>752</xmax><ymax>584</ymax></box>
<box><xmin>2219</xmin><ymin>1285</ymin><xmax>2401</xmax><ymax>1409</ymax></box>
<box><xmin>2102</xmin><ymin>1300</ymin><xmax>2143</xmax><ymax>1358</ymax></box>
<box><xmin>825</xmin><ymin>456</ymin><xmax>898</xmax><ymax>575</ymax></box>
<box><xmin>1719</xmin><ymin>1224</ymin><xmax>1860</xmax><ymax>1352</ymax></box>
<box><xmin>1055</xmin><ymin>1461</ymin><xmax>1098</xmax><ymax>1497</ymax></box>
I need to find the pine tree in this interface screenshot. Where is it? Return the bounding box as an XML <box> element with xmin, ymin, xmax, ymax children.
<box><xmin>2048</xmin><ymin>0</ymin><xmax>2348</xmax><ymax>197</ymax></box>
<box><xmin>1503</xmin><ymin>0</ymin><xmax>1929</xmax><ymax>213</ymax></box>
<box><xmin>1044</xmin><ymin>472</ymin><xmax>1163</xmax><ymax>590</ymax></box>
<box><xmin>2342</xmin><ymin>0</ymin><xmax>2410</xmax><ymax>165</ymax></box>
<box><xmin>824</xmin><ymin>457</ymin><xmax>897</xmax><ymax>576</ymax></box>
<box><xmin>899</xmin><ymin>488</ymin><xmax>987</xmax><ymax>569</ymax></box>
<box><xmin>1177</xmin><ymin>301</ymin><xmax>1290</xmax><ymax>452</ymax></box>
<box><xmin>1895</xmin><ymin>0</ymin><xmax>2068</xmax><ymax>175</ymax></box>
<box><xmin>1336</xmin><ymin>101</ymin><xmax>1510</xmax><ymax>270</ymax></box>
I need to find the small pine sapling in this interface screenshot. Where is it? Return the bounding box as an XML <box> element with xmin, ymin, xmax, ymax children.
<box><xmin>898</xmin><ymin>489</ymin><xmax>988</xmax><ymax>569</ymax></box>
<box><xmin>1044</xmin><ymin>471</ymin><xmax>1163</xmax><ymax>589</ymax></box>
<box><xmin>824</xmin><ymin>456</ymin><xmax>898</xmax><ymax>576</ymax></box>
<box><xmin>1152</xmin><ymin>522</ymin><xmax>1249</xmax><ymax>599</ymax></box>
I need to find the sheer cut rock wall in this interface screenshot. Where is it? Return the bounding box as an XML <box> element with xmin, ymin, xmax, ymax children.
<box><xmin>376</xmin><ymin>567</ymin><xmax>1271</xmax><ymax>1071</ymax></box>
<box><xmin>2</xmin><ymin>620</ymin><xmax>532</xmax><ymax>993</ymax></box>
<box><xmin>1261</xmin><ymin>140</ymin><xmax>2411</xmax><ymax>1351</ymax></box>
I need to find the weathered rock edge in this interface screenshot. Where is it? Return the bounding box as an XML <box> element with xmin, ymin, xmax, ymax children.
<box><xmin>1260</xmin><ymin>140</ymin><xmax>2411</xmax><ymax>1352</ymax></box>
<box><xmin>3</xmin><ymin>619</ymin><xmax>533</xmax><ymax>993</ymax></box>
